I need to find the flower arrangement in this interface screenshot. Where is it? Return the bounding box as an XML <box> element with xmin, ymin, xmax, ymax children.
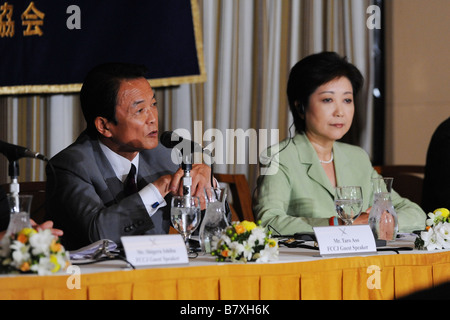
<box><xmin>211</xmin><ymin>220</ymin><xmax>278</xmax><ymax>263</ymax></box>
<box><xmin>0</xmin><ymin>228</ymin><xmax>70</xmax><ymax>275</ymax></box>
<box><xmin>415</xmin><ymin>208</ymin><xmax>450</xmax><ymax>250</ymax></box>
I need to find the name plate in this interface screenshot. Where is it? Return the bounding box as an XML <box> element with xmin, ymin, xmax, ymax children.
<box><xmin>313</xmin><ymin>225</ymin><xmax>376</xmax><ymax>256</ymax></box>
<box><xmin>121</xmin><ymin>234</ymin><xmax>188</xmax><ymax>266</ymax></box>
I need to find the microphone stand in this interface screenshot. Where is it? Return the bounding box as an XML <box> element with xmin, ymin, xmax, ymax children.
<box><xmin>181</xmin><ymin>153</ymin><xmax>193</xmax><ymax>207</ymax></box>
<box><xmin>8</xmin><ymin>160</ymin><xmax>20</xmax><ymax>211</ymax></box>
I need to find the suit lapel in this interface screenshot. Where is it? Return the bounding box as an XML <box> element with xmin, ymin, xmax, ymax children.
<box><xmin>294</xmin><ymin>134</ymin><xmax>336</xmax><ymax>197</ymax></box>
<box><xmin>333</xmin><ymin>142</ymin><xmax>352</xmax><ymax>187</ymax></box>
<box><xmin>91</xmin><ymin>139</ymin><xmax>124</xmax><ymax>202</ymax></box>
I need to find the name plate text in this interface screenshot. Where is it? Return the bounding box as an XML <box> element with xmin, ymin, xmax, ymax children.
<box><xmin>121</xmin><ymin>234</ymin><xmax>188</xmax><ymax>266</ymax></box>
<box><xmin>313</xmin><ymin>225</ymin><xmax>376</xmax><ymax>256</ymax></box>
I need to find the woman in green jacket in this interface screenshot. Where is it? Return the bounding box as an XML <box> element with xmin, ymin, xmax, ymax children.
<box><xmin>254</xmin><ymin>52</ymin><xmax>425</xmax><ymax>235</ymax></box>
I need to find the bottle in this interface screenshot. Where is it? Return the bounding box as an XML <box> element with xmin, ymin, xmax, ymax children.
<box><xmin>199</xmin><ymin>188</ymin><xmax>229</xmax><ymax>254</ymax></box>
<box><xmin>368</xmin><ymin>192</ymin><xmax>398</xmax><ymax>241</ymax></box>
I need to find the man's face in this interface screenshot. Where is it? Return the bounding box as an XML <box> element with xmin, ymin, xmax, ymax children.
<box><xmin>102</xmin><ymin>77</ymin><xmax>159</xmax><ymax>159</ymax></box>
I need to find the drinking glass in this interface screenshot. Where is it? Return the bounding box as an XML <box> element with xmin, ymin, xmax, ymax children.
<box><xmin>170</xmin><ymin>195</ymin><xmax>201</xmax><ymax>254</ymax></box>
<box><xmin>334</xmin><ymin>186</ymin><xmax>363</xmax><ymax>225</ymax></box>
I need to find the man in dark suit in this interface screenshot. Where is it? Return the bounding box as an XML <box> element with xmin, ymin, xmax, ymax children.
<box><xmin>422</xmin><ymin>117</ymin><xmax>450</xmax><ymax>213</ymax></box>
<box><xmin>45</xmin><ymin>63</ymin><xmax>212</xmax><ymax>250</ymax></box>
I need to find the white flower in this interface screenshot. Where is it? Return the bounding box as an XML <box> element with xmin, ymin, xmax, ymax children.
<box><xmin>426</xmin><ymin>210</ymin><xmax>448</xmax><ymax>227</ymax></box>
<box><xmin>426</xmin><ymin>212</ymin><xmax>436</xmax><ymax>227</ymax></box>
<box><xmin>29</xmin><ymin>229</ymin><xmax>54</xmax><ymax>256</ymax></box>
<box><xmin>248</xmin><ymin>227</ymin><xmax>266</xmax><ymax>247</ymax></box>
<box><xmin>229</xmin><ymin>241</ymin><xmax>244</xmax><ymax>261</ymax></box>
<box><xmin>30</xmin><ymin>256</ymin><xmax>54</xmax><ymax>276</ymax></box>
<box><xmin>421</xmin><ymin>229</ymin><xmax>441</xmax><ymax>251</ymax></box>
<box><xmin>55</xmin><ymin>253</ymin><xmax>69</xmax><ymax>271</ymax></box>
<box><xmin>9</xmin><ymin>240</ymin><xmax>30</xmax><ymax>267</ymax></box>
<box><xmin>434</xmin><ymin>222</ymin><xmax>450</xmax><ymax>249</ymax></box>
<box><xmin>256</xmin><ymin>243</ymin><xmax>279</xmax><ymax>263</ymax></box>
<box><xmin>242</xmin><ymin>241</ymin><xmax>254</xmax><ymax>261</ymax></box>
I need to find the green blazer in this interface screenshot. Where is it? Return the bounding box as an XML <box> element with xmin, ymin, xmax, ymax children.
<box><xmin>254</xmin><ymin>133</ymin><xmax>426</xmax><ymax>235</ymax></box>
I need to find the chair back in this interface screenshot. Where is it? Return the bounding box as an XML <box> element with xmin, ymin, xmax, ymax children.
<box><xmin>214</xmin><ymin>173</ymin><xmax>254</xmax><ymax>222</ymax></box>
<box><xmin>1</xmin><ymin>181</ymin><xmax>47</xmax><ymax>224</ymax></box>
<box><xmin>373</xmin><ymin>165</ymin><xmax>425</xmax><ymax>206</ymax></box>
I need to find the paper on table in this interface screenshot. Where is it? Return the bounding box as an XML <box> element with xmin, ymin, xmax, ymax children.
<box><xmin>69</xmin><ymin>239</ymin><xmax>118</xmax><ymax>260</ymax></box>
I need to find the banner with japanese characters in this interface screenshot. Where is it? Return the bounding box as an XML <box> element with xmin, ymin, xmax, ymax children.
<box><xmin>0</xmin><ymin>0</ymin><xmax>206</xmax><ymax>94</ymax></box>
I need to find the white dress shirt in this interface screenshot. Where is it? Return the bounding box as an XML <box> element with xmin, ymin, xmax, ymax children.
<box><xmin>99</xmin><ymin>142</ymin><xmax>166</xmax><ymax>217</ymax></box>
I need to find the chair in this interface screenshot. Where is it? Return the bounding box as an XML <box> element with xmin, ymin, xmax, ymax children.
<box><xmin>215</xmin><ymin>173</ymin><xmax>254</xmax><ymax>222</ymax></box>
<box><xmin>1</xmin><ymin>181</ymin><xmax>47</xmax><ymax>224</ymax></box>
<box><xmin>373</xmin><ymin>165</ymin><xmax>425</xmax><ymax>206</ymax></box>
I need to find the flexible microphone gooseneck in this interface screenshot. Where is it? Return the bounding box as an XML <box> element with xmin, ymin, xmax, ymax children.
<box><xmin>0</xmin><ymin>140</ymin><xmax>48</xmax><ymax>162</ymax></box>
<box><xmin>160</xmin><ymin>131</ymin><xmax>215</xmax><ymax>199</ymax></box>
<box><xmin>0</xmin><ymin>140</ymin><xmax>49</xmax><ymax>196</ymax></box>
<box><xmin>159</xmin><ymin>131</ymin><xmax>232</xmax><ymax>224</ymax></box>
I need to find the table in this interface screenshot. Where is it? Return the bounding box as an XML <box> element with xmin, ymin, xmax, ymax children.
<box><xmin>1</xmin><ymin>240</ymin><xmax>450</xmax><ymax>300</ymax></box>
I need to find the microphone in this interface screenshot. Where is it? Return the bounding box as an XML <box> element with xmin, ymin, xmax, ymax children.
<box><xmin>0</xmin><ymin>140</ymin><xmax>48</xmax><ymax>162</ymax></box>
<box><xmin>160</xmin><ymin>131</ymin><xmax>205</xmax><ymax>198</ymax></box>
<box><xmin>160</xmin><ymin>131</ymin><xmax>203</xmax><ymax>153</ymax></box>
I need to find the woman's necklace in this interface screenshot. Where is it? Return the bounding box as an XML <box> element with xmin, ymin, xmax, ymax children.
<box><xmin>319</xmin><ymin>153</ymin><xmax>334</xmax><ymax>164</ymax></box>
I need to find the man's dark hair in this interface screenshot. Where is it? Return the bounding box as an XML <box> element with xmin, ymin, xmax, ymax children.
<box><xmin>80</xmin><ymin>62</ymin><xmax>148</xmax><ymax>138</ymax></box>
<box><xmin>287</xmin><ymin>52</ymin><xmax>364</xmax><ymax>133</ymax></box>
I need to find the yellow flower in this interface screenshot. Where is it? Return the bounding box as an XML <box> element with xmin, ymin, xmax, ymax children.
<box><xmin>240</xmin><ymin>221</ymin><xmax>257</xmax><ymax>232</ymax></box>
<box><xmin>50</xmin><ymin>255</ymin><xmax>61</xmax><ymax>273</ymax></box>
<box><xmin>19</xmin><ymin>228</ymin><xmax>36</xmax><ymax>237</ymax></box>
<box><xmin>434</xmin><ymin>208</ymin><xmax>450</xmax><ymax>219</ymax></box>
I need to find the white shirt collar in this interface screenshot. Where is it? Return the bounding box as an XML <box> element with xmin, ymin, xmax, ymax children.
<box><xmin>98</xmin><ymin>141</ymin><xmax>139</xmax><ymax>183</ymax></box>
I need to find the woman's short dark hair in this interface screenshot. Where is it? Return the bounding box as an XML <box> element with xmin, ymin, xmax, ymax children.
<box><xmin>287</xmin><ymin>51</ymin><xmax>364</xmax><ymax>133</ymax></box>
<box><xmin>80</xmin><ymin>62</ymin><xmax>148</xmax><ymax>138</ymax></box>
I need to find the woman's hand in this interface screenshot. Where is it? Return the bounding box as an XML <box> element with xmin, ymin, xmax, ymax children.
<box><xmin>352</xmin><ymin>212</ymin><xmax>369</xmax><ymax>225</ymax></box>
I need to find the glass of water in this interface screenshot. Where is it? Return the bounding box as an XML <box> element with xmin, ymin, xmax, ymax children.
<box><xmin>334</xmin><ymin>186</ymin><xmax>363</xmax><ymax>225</ymax></box>
<box><xmin>170</xmin><ymin>195</ymin><xmax>201</xmax><ymax>253</ymax></box>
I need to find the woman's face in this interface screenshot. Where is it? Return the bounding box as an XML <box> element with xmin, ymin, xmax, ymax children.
<box><xmin>304</xmin><ymin>76</ymin><xmax>355</xmax><ymax>144</ymax></box>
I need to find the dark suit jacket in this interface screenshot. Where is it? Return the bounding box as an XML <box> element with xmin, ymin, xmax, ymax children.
<box><xmin>45</xmin><ymin>131</ymin><xmax>179</xmax><ymax>250</ymax></box>
<box><xmin>422</xmin><ymin>117</ymin><xmax>450</xmax><ymax>213</ymax></box>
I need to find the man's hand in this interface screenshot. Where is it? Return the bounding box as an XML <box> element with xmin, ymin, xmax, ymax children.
<box><xmin>152</xmin><ymin>174</ymin><xmax>176</xmax><ymax>198</ymax></box>
<box><xmin>169</xmin><ymin>164</ymin><xmax>213</xmax><ymax>209</ymax></box>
